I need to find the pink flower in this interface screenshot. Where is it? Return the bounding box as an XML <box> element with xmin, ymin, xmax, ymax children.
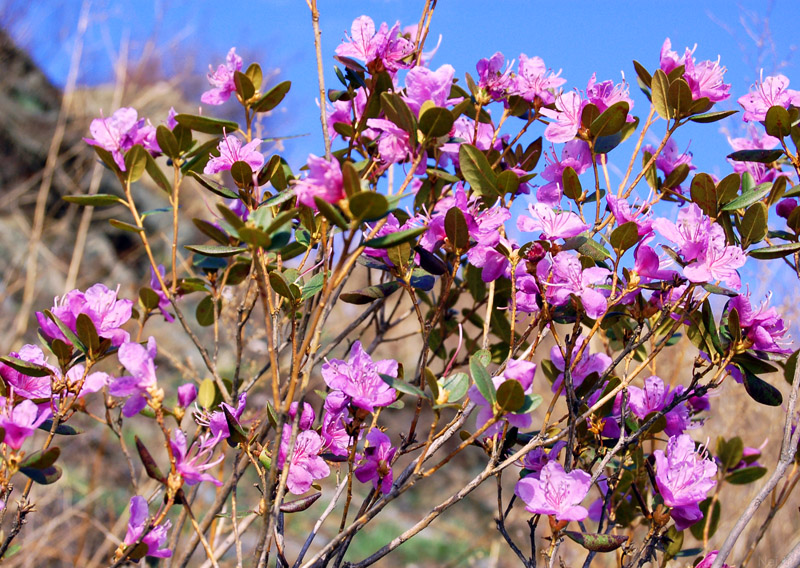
<box><xmin>538</xmin><ymin>253</ymin><xmax>611</xmax><ymax>319</ymax></box>
<box><xmin>521</xmin><ymin>441</ymin><xmax>567</xmax><ymax>478</ymax></box>
<box><xmin>36</xmin><ymin>283</ymin><xmax>133</xmax><ymax>348</ymax></box>
<box><xmin>204</xmin><ymin>135</ymin><xmax>264</xmax><ymax>175</ymax></box>
<box><xmin>728</xmin><ymin>294</ymin><xmax>791</xmax><ymax>354</ymax></box>
<box><xmin>659</xmin><ymin>38</ymin><xmax>691</xmax><ymax>74</ymax></box>
<box><xmin>355</xmin><ymin>429</ymin><xmax>396</xmax><ymax>494</ymax></box>
<box><xmin>201</xmin><ymin>48</ymin><xmax>243</xmax><ymax>106</ymax></box>
<box><xmin>195</xmin><ymin>392</ymin><xmax>248</xmax><ymax>442</ymax></box>
<box><xmin>0</xmin><ymin>345</ymin><xmax>56</xmax><ymax>399</ymax></box>
<box><xmin>517</xmin><ymin>203</ymin><xmax>588</xmax><ymax>241</ymax></box>
<box><xmin>328</xmin><ymin>88</ymin><xmax>367</xmax><ymax>139</ymax></box>
<box><xmin>84</xmin><ymin>107</ymin><xmax>158</xmax><ymax>171</ymax></box>
<box><xmin>642</xmin><ymin>138</ymin><xmax>696</xmax><ymax>194</ymax></box>
<box><xmin>0</xmin><ymin>396</ymin><xmax>51</xmax><ymax>449</ymax></box>
<box><xmin>123</xmin><ymin>496</ymin><xmax>172</xmax><ymax>559</ymax></box>
<box><xmin>321</xmin><ymin>341</ymin><xmax>397</xmax><ymax>413</ymax></box>
<box><xmin>654</xmin><ymin>434</ymin><xmax>717</xmax><ymax>530</ymax></box>
<box><xmin>109</xmin><ymin>337</ymin><xmax>159</xmax><ymax>417</ymax></box>
<box><xmin>277</xmin><ymin>426</ymin><xmax>330</xmax><ymax>495</ymax></box>
<box><xmin>511</xmin><ymin>54</ymin><xmax>566</xmax><ymax>105</ymax></box>
<box><xmin>738</xmin><ymin>73</ymin><xmax>800</xmax><ymax>122</ymax></box>
<box><xmin>624</xmin><ymin>375</ymin><xmax>692</xmax><ymax>436</ymax></box>
<box><xmin>549</xmin><ymin>336</ymin><xmax>612</xmax><ymax>393</ymax></box>
<box><xmin>321</xmin><ymin>391</ymin><xmax>352</xmax><ymax>457</ymax></box>
<box><xmin>541</xmin><ymin>91</ymin><xmax>583</xmax><ymax>143</ymax></box>
<box><xmin>537</xmin><ymin>140</ymin><xmax>592</xmax><ymax>205</ymax></box>
<box><xmin>293</xmin><ymin>154</ymin><xmax>345</xmax><ymax>210</ymax></box>
<box><xmin>364</xmin><ymin>118</ymin><xmax>416</xmax><ymax>168</ymax></box>
<box><xmin>476</xmin><ymin>52</ymin><xmax>514</xmax><ymax>101</ymax></box>
<box><xmin>695</xmin><ymin>551</ymin><xmax>732</xmax><ymax>568</ymax></box>
<box><xmin>149</xmin><ymin>265</ymin><xmax>174</xmax><ymax>322</ymax></box>
<box><xmin>171</xmin><ymin>430</ymin><xmax>223</xmax><ymax>486</ymax></box>
<box><xmin>177</xmin><ymin>383</ymin><xmax>197</xmax><ymax>408</ymax></box>
<box><xmin>607</xmin><ymin>193</ymin><xmax>654</xmax><ymax>236</ymax></box>
<box><xmin>335</xmin><ymin>16</ymin><xmax>414</xmax><ymax>73</ymax></box>
<box><xmin>403</xmin><ymin>64</ymin><xmax>457</xmax><ymax>116</ymax></box>
<box><xmin>515</xmin><ymin>461</ymin><xmax>592</xmax><ymax>521</ymax></box>
<box><xmin>684</xmin><ymin>53</ymin><xmax>730</xmax><ymax>102</ymax></box>
<box><xmin>440</xmin><ymin>116</ymin><xmax>504</xmax><ymax>168</ymax></box>
<box><xmin>585</xmin><ymin>73</ymin><xmax>634</xmax><ymax>116</ymax></box>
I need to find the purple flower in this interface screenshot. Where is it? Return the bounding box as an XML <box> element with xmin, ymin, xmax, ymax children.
<box><xmin>624</xmin><ymin>375</ymin><xmax>692</xmax><ymax>436</ymax></box>
<box><xmin>777</xmin><ymin>198</ymin><xmax>798</xmax><ymax>219</ymax></box>
<box><xmin>684</xmin><ymin>53</ymin><xmax>730</xmax><ymax>102</ymax></box>
<box><xmin>335</xmin><ymin>16</ymin><xmax>414</xmax><ymax>74</ymax></box>
<box><xmin>510</xmin><ymin>54</ymin><xmax>566</xmax><ymax>105</ymax></box>
<box><xmin>696</xmin><ymin>551</ymin><xmax>732</xmax><ymax>568</ymax></box>
<box><xmin>440</xmin><ymin>116</ymin><xmax>504</xmax><ymax>168</ymax></box>
<box><xmin>321</xmin><ymin>391</ymin><xmax>352</xmax><ymax>457</ymax></box>
<box><xmin>328</xmin><ymin>88</ymin><xmax>367</xmax><ymax>139</ymax></box>
<box><xmin>642</xmin><ymin>138</ymin><xmax>696</xmax><ymax>194</ymax></box>
<box><xmin>517</xmin><ymin>203</ymin><xmax>588</xmax><ymax>241</ymax></box>
<box><xmin>521</xmin><ymin>441</ymin><xmax>567</xmax><ymax>478</ymax></box>
<box><xmin>654</xmin><ymin>204</ymin><xmax>746</xmax><ymax>288</ymax></box>
<box><xmin>198</xmin><ymin>392</ymin><xmax>248</xmax><ymax>442</ymax></box>
<box><xmin>37</xmin><ymin>284</ymin><xmax>133</xmax><ymax>348</ymax></box>
<box><xmin>537</xmin><ymin>140</ymin><xmax>592</xmax><ymax>205</ymax></box>
<box><xmin>322</xmin><ymin>341</ymin><xmax>397</xmax><ymax>413</ymax></box>
<box><xmin>631</xmin><ymin>245</ymin><xmax>676</xmax><ymax>283</ymax></box>
<box><xmin>364</xmin><ymin>118</ymin><xmax>416</xmax><ymax>169</ymax></box>
<box><xmin>0</xmin><ymin>397</ymin><xmax>51</xmax><ymax>449</ymax></box>
<box><xmin>654</xmin><ymin>434</ymin><xmax>717</xmax><ymax>530</ymax></box>
<box><xmin>204</xmin><ymin>135</ymin><xmax>264</xmax><ymax>176</ymax></box>
<box><xmin>549</xmin><ymin>336</ymin><xmax>612</xmax><ymax>393</ymax></box>
<box><xmin>123</xmin><ymin>496</ymin><xmax>172</xmax><ymax>559</ymax></box>
<box><xmin>585</xmin><ymin>73</ymin><xmax>635</xmax><ymax>116</ymax></box>
<box><xmin>403</xmin><ymin>64</ymin><xmax>457</xmax><ymax>116</ymax></box>
<box><xmin>354</xmin><ymin>429</ymin><xmax>396</xmax><ymax>494</ymax></box>
<box><xmin>476</xmin><ymin>52</ymin><xmax>514</xmax><ymax>101</ymax></box>
<box><xmin>538</xmin><ymin>253</ymin><xmax>611</xmax><ymax>319</ymax></box>
<box><xmin>109</xmin><ymin>337</ymin><xmax>158</xmax><ymax>417</ymax></box>
<box><xmin>515</xmin><ymin>460</ymin><xmax>592</xmax><ymax>521</ymax></box>
<box><xmin>150</xmin><ymin>265</ymin><xmax>174</xmax><ymax>322</ymax></box>
<box><xmin>177</xmin><ymin>383</ymin><xmax>197</xmax><ymax>408</ymax></box>
<box><xmin>607</xmin><ymin>194</ymin><xmax>654</xmax><ymax>237</ymax></box>
<box><xmin>542</xmin><ymin>91</ymin><xmax>583</xmax><ymax>143</ymax></box>
<box><xmin>0</xmin><ymin>345</ymin><xmax>56</xmax><ymax>399</ymax></box>
<box><xmin>84</xmin><ymin>107</ymin><xmax>158</xmax><ymax>171</ymax></box>
<box><xmin>293</xmin><ymin>154</ymin><xmax>345</xmax><ymax>210</ymax></box>
<box><xmin>363</xmin><ymin>214</ymin><xmax>418</xmax><ymax>265</ymax></box>
<box><xmin>277</xmin><ymin>426</ymin><xmax>330</xmax><ymax>495</ymax></box>
<box><xmin>728</xmin><ymin>294</ymin><xmax>791</xmax><ymax>354</ymax></box>
<box><xmin>468</xmin><ymin>358</ymin><xmax>536</xmax><ymax>437</ymax></box>
<box><xmin>201</xmin><ymin>47</ymin><xmax>243</xmax><ymax>106</ymax></box>
<box><xmin>738</xmin><ymin>73</ymin><xmax>800</xmax><ymax>122</ymax></box>
<box><xmin>171</xmin><ymin>430</ymin><xmax>223</xmax><ymax>486</ymax></box>
<box><xmin>659</xmin><ymin>38</ymin><xmax>689</xmax><ymax>74</ymax></box>
<box><xmin>288</xmin><ymin>401</ymin><xmax>316</xmax><ymax>431</ymax></box>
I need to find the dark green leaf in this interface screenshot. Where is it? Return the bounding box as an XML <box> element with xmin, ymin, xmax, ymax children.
<box><xmin>348</xmin><ymin>191</ymin><xmax>389</xmax><ymax>222</ymax></box>
<box><xmin>269</xmin><ymin>272</ymin><xmax>296</xmax><ymax>300</ymax></box>
<box><xmin>419</xmin><ymin>106</ymin><xmax>455</xmax><ymax>138</ymax></box>
<box><xmin>445</xmin><ymin>207</ymin><xmax>470</xmax><ymax>251</ymax></box>
<box><xmin>739</xmin><ymin>202</ymin><xmax>768</xmax><ymax>247</ymax></box>
<box><xmin>341</xmin><ymin>161</ymin><xmax>361</xmax><ymax>197</ymax></box>
<box><xmin>185</xmin><ymin>245</ymin><xmax>247</xmax><ymax>257</ymax></box>
<box><xmin>689</xmin><ymin>498</ymin><xmax>720</xmax><ymax>540</ymax></box>
<box><xmin>75</xmin><ymin>313</ymin><xmax>100</xmax><ymax>356</ymax></box>
<box><xmin>651</xmin><ymin>69</ymin><xmax>671</xmax><ymax>120</ymax></box>
<box><xmin>459</xmin><ymin>143</ymin><xmax>497</xmax><ymax>196</ymax></box>
<box><xmin>314</xmin><ymin>198</ymin><xmax>348</xmax><ymax>230</ymax></box>
<box><xmin>0</xmin><ymin>356</ymin><xmax>51</xmax><ymax>377</ymax></box>
<box><xmin>230</xmin><ymin>161</ymin><xmax>254</xmax><ymax>186</ymax></box>
<box><xmin>123</xmin><ymin>145</ymin><xmax>148</xmax><ymax>183</ymax></box>
<box><xmin>496</xmin><ymin>379</ymin><xmax>525</xmax><ymax>412</ymax></box>
<box><xmin>563</xmin><ymin>234</ymin><xmax>612</xmax><ymax>260</ymax></box>
<box><xmin>766</xmin><ymin>105</ymin><xmax>792</xmax><ymax>138</ymax></box>
<box><xmin>135</xmin><ymin>436</ymin><xmax>166</xmax><ymax>482</ymax></box>
<box><xmin>562</xmin><ymin>166</ymin><xmax>582</xmax><ymax>200</ymax></box>
<box><xmin>187</xmin><ymin>171</ymin><xmax>239</xmax><ymax>199</ymax></box>
<box><xmin>19</xmin><ymin>465</ymin><xmax>62</xmax><ymax>485</ymax></box>
<box><xmin>43</xmin><ymin>309</ymin><xmax>86</xmax><ymax>353</ymax></box>
<box><xmin>175</xmin><ymin>113</ymin><xmax>239</xmax><ymax>135</ymax></box>
<box><xmin>252</xmin><ymin>81</ymin><xmax>291</xmax><ymax>113</ymax></box>
<box><xmin>19</xmin><ymin>447</ymin><xmax>60</xmax><ymax>470</ymax></box>
<box><xmin>689</xmin><ymin>109</ymin><xmax>739</xmax><ymax>123</ymax></box>
<box><xmin>363</xmin><ymin>226</ymin><xmax>427</xmax><ymax>249</ymax></box>
<box><xmin>749</xmin><ymin>243</ymin><xmax>800</xmax><ymax>259</ymax></box>
<box><xmin>610</xmin><ymin>221</ymin><xmax>640</xmax><ymax>253</ymax></box>
<box><xmin>564</xmin><ymin>531</ymin><xmax>628</xmax><ymax>553</ymax></box>
<box><xmin>238</xmin><ymin>227</ymin><xmax>271</xmax><ymax>248</ymax></box>
<box><xmin>667</xmin><ymin>78</ymin><xmax>693</xmax><ymax>118</ymax></box>
<box><xmin>727</xmin><ymin>149</ymin><xmax>784</xmax><ymax>164</ymax></box>
<box><xmin>742</xmin><ymin>371</ymin><xmax>783</xmax><ymax>406</ymax></box>
<box><xmin>193</xmin><ymin>218</ymin><xmax>230</xmax><ymax>245</ymax></box>
<box><xmin>233</xmin><ymin>70</ymin><xmax>255</xmax><ymax>101</ymax></box>
<box><xmin>196</xmin><ymin>295</ymin><xmax>217</xmax><ymax>326</ymax></box>
<box><xmin>379</xmin><ymin>373</ymin><xmax>426</xmax><ymax>398</ymax></box>
<box><xmin>721</xmin><ymin>182</ymin><xmax>772</xmax><ymax>211</ymax></box>
<box><xmin>380</xmin><ymin>92</ymin><xmax>417</xmax><ymax>144</ymax></box>
<box><xmin>469</xmin><ymin>352</ymin><xmax>495</xmax><ymax>405</ymax></box>
<box><xmin>726</xmin><ymin>466</ymin><xmax>768</xmax><ymax>485</ymax></box>
<box><xmin>139</xmin><ymin>287</ymin><xmax>161</xmax><ymax>311</ymax></box>
<box><xmin>38</xmin><ymin>420</ymin><xmax>81</xmax><ymax>435</ymax></box>
<box><xmin>589</xmin><ymin>101</ymin><xmax>629</xmax><ymax>138</ymax></box>
<box><xmin>280</xmin><ymin>492</ymin><xmax>322</xmax><ymax>513</ymax></box>
<box><xmin>632</xmin><ymin>60</ymin><xmax>652</xmax><ymax>88</ymax></box>
<box><xmin>109</xmin><ymin>219</ymin><xmax>143</xmax><ymax>233</ymax></box>
<box><xmin>63</xmin><ymin>194</ymin><xmax>125</xmax><ymax>207</ymax></box>
<box><xmin>340</xmin><ymin>281</ymin><xmax>399</xmax><ymax>304</ymax></box>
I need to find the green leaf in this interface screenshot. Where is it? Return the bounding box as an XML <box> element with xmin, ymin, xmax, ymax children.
<box><xmin>721</xmin><ymin>182</ymin><xmax>772</xmax><ymax>211</ymax></box>
<box><xmin>459</xmin><ymin>143</ymin><xmax>497</xmax><ymax>196</ymax></box>
<box><xmin>445</xmin><ymin>207</ymin><xmax>470</xmax><ymax>251</ymax></box>
<box><xmin>43</xmin><ymin>309</ymin><xmax>86</xmax><ymax>353</ymax></box>
<box><xmin>726</xmin><ymin>466</ymin><xmax>767</xmax><ymax>485</ymax></box>
<box><xmin>269</xmin><ymin>272</ymin><xmax>296</xmax><ymax>300</ymax></box>
<box><xmin>689</xmin><ymin>109</ymin><xmax>739</xmax><ymax>123</ymax></box>
<box><xmin>340</xmin><ymin>282</ymin><xmax>400</xmax><ymax>304</ymax></box>
<box><xmin>38</xmin><ymin>420</ymin><xmax>82</xmax><ymax>435</ymax></box>
<box><xmin>196</xmin><ymin>295</ymin><xmax>217</xmax><ymax>326</ymax></box>
<box><xmin>139</xmin><ymin>287</ymin><xmax>161</xmax><ymax>311</ymax></box>
<box><xmin>379</xmin><ymin>373</ymin><xmax>427</xmax><ymax>398</ymax></box>
<box><xmin>610</xmin><ymin>221</ymin><xmax>640</xmax><ymax>253</ymax></box>
<box><xmin>742</xmin><ymin>370</ymin><xmax>783</xmax><ymax>406</ymax></box>
<box><xmin>717</xmin><ymin>436</ymin><xmax>744</xmax><ymax>470</ymax></box>
<box><xmin>564</xmin><ymin>531</ymin><xmax>628</xmax><ymax>553</ymax></box>
<box><xmin>233</xmin><ymin>70</ymin><xmax>255</xmax><ymax>101</ymax></box>
<box><xmin>63</xmin><ymin>194</ymin><xmax>126</xmax><ymax>207</ymax></box>
<box><xmin>252</xmin><ymin>81</ymin><xmax>291</xmax><ymax>113</ymax></box>
<box><xmin>123</xmin><ymin>145</ymin><xmax>148</xmax><ymax>183</ymax></box>
<box><xmin>632</xmin><ymin>60</ymin><xmax>652</xmax><ymax>89</ymax></box>
<box><xmin>238</xmin><ymin>227</ymin><xmax>271</xmax><ymax>248</ymax></box>
<box><xmin>380</xmin><ymin>92</ymin><xmax>417</xmax><ymax>143</ymax></box>
<box><xmin>667</xmin><ymin>78</ymin><xmax>693</xmax><ymax>118</ymax></box>
<box><xmin>563</xmin><ymin>234</ymin><xmax>612</xmax><ymax>260</ymax></box>
<box><xmin>230</xmin><ymin>161</ymin><xmax>254</xmax><ymax>186</ymax></box>
<box><xmin>496</xmin><ymin>170</ymin><xmax>520</xmax><ymax>196</ymax></box>
<box><xmin>341</xmin><ymin>161</ymin><xmax>362</xmax><ymax>197</ymax></box>
<box><xmin>562</xmin><ymin>166</ymin><xmax>582</xmax><ymax>200</ymax></box>
<box><xmin>469</xmin><ymin>352</ymin><xmax>495</xmax><ymax>405</ymax></box>
<box><xmin>419</xmin><ymin>106</ymin><xmax>455</xmax><ymax>138</ymax></box>
<box><xmin>348</xmin><ymin>192</ymin><xmax>389</xmax><ymax>222</ymax></box>
<box><xmin>496</xmin><ymin>379</ymin><xmax>525</xmax><ymax>412</ymax></box>
<box><xmin>301</xmin><ymin>272</ymin><xmax>326</xmax><ymax>301</ymax></box>
<box><xmin>739</xmin><ymin>202</ymin><xmax>768</xmax><ymax>247</ymax></box>
<box><xmin>175</xmin><ymin>113</ymin><xmax>239</xmax><ymax>135</ymax></box>
<box><xmin>197</xmin><ymin>378</ymin><xmax>216</xmax><ymax>409</ymax></box>
<box><xmin>438</xmin><ymin>372</ymin><xmax>469</xmax><ymax>402</ymax></box>
<box><xmin>749</xmin><ymin>243</ymin><xmax>800</xmax><ymax>259</ymax></box>
<box><xmin>75</xmin><ymin>313</ymin><xmax>100</xmax><ymax>356</ymax></box>
<box><xmin>19</xmin><ymin>464</ymin><xmax>62</xmax><ymax>485</ymax></box>
<box><xmin>314</xmin><ymin>198</ymin><xmax>348</xmax><ymax>230</ymax></box>
<box><xmin>19</xmin><ymin>447</ymin><xmax>60</xmax><ymax>470</ymax></box>
<box><xmin>185</xmin><ymin>245</ymin><xmax>247</xmax><ymax>257</ymax></box>
<box><xmin>589</xmin><ymin>101</ymin><xmax>629</xmax><ymax>138</ymax></box>
<box><xmin>651</xmin><ymin>69</ymin><xmax>671</xmax><ymax>119</ymax></box>
<box><xmin>0</xmin><ymin>356</ymin><xmax>52</xmax><ymax>377</ymax></box>
<box><xmin>187</xmin><ymin>171</ymin><xmax>239</xmax><ymax>199</ymax></box>
<box><xmin>727</xmin><ymin>149</ymin><xmax>784</xmax><ymax>164</ymax></box>
<box><xmin>193</xmin><ymin>218</ymin><xmax>230</xmax><ymax>245</ymax></box>
<box><xmin>690</xmin><ymin>173</ymin><xmax>719</xmax><ymax>216</ymax></box>
<box><xmin>109</xmin><ymin>219</ymin><xmax>143</xmax><ymax>233</ymax></box>
<box><xmin>363</xmin><ymin>226</ymin><xmax>427</xmax><ymax>249</ymax></box>
<box><xmin>689</xmin><ymin>498</ymin><xmax>720</xmax><ymax>540</ymax></box>
<box><xmin>765</xmin><ymin>105</ymin><xmax>792</xmax><ymax>138</ymax></box>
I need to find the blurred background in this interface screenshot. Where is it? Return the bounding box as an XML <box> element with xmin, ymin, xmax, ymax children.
<box><xmin>0</xmin><ymin>1</ymin><xmax>798</xmax><ymax>566</ymax></box>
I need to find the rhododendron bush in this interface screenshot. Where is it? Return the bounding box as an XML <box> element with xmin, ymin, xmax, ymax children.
<box><xmin>4</xmin><ymin>3</ymin><xmax>800</xmax><ymax>567</ymax></box>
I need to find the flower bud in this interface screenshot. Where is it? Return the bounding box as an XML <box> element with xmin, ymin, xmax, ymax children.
<box><xmin>177</xmin><ymin>383</ymin><xmax>197</xmax><ymax>408</ymax></box>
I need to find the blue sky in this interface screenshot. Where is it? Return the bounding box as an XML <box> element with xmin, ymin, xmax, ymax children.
<box><xmin>6</xmin><ymin>0</ymin><xmax>799</xmax><ymax>301</ymax></box>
